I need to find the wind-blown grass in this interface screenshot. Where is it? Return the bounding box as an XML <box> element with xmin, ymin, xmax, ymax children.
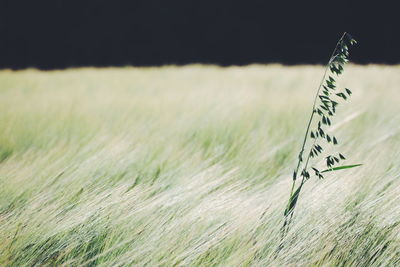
<box><xmin>0</xmin><ymin>65</ymin><xmax>399</xmax><ymax>266</ymax></box>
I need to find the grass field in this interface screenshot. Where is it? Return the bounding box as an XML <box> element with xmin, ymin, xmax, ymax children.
<box><xmin>0</xmin><ymin>65</ymin><xmax>399</xmax><ymax>266</ymax></box>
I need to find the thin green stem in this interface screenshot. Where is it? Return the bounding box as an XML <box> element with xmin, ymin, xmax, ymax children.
<box><xmin>284</xmin><ymin>32</ymin><xmax>348</xmax><ymax>218</ymax></box>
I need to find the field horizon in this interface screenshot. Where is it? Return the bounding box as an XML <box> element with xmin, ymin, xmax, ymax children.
<box><xmin>1</xmin><ymin>64</ymin><xmax>399</xmax><ymax>266</ymax></box>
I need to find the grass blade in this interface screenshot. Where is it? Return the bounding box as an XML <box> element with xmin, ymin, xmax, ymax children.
<box><xmin>284</xmin><ymin>184</ymin><xmax>303</xmax><ymax>216</ymax></box>
<box><xmin>321</xmin><ymin>164</ymin><xmax>362</xmax><ymax>173</ymax></box>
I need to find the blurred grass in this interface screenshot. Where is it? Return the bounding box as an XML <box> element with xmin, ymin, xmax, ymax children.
<box><xmin>0</xmin><ymin>64</ymin><xmax>399</xmax><ymax>266</ymax></box>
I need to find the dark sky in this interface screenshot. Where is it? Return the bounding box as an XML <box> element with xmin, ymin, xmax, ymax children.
<box><xmin>0</xmin><ymin>0</ymin><xmax>398</xmax><ymax>69</ymax></box>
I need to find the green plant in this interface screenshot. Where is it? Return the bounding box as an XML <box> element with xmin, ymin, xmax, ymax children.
<box><xmin>283</xmin><ymin>32</ymin><xmax>361</xmax><ymax>229</ymax></box>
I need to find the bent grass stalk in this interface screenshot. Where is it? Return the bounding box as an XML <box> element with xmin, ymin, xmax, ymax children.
<box><xmin>283</xmin><ymin>32</ymin><xmax>361</xmax><ymax>232</ymax></box>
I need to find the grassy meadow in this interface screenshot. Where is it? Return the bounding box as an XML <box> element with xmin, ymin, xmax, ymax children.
<box><xmin>0</xmin><ymin>64</ymin><xmax>399</xmax><ymax>266</ymax></box>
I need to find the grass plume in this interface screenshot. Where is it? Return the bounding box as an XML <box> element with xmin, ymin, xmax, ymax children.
<box><xmin>283</xmin><ymin>33</ymin><xmax>361</xmax><ymax>230</ymax></box>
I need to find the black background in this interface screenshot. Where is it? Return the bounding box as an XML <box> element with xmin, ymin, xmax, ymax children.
<box><xmin>0</xmin><ymin>0</ymin><xmax>398</xmax><ymax>69</ymax></box>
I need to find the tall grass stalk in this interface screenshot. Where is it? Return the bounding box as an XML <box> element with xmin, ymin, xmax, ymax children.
<box><xmin>283</xmin><ymin>32</ymin><xmax>360</xmax><ymax>231</ymax></box>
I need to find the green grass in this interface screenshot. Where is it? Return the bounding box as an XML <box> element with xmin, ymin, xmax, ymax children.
<box><xmin>0</xmin><ymin>64</ymin><xmax>399</xmax><ymax>266</ymax></box>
